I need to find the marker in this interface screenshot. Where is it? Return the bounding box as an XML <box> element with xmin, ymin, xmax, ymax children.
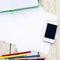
<box><xmin>3</xmin><ymin>51</ymin><xmax>31</xmax><ymax>56</ymax></box>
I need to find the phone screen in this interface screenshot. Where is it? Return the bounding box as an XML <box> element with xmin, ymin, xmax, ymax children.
<box><xmin>44</xmin><ymin>23</ymin><xmax>57</xmax><ymax>39</ymax></box>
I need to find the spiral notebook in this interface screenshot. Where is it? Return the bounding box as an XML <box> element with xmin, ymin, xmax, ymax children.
<box><xmin>0</xmin><ymin>0</ymin><xmax>39</xmax><ymax>12</ymax></box>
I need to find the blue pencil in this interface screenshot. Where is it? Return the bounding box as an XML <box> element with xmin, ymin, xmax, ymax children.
<box><xmin>8</xmin><ymin>54</ymin><xmax>40</xmax><ymax>59</ymax></box>
<box><xmin>8</xmin><ymin>55</ymin><xmax>40</xmax><ymax>60</ymax></box>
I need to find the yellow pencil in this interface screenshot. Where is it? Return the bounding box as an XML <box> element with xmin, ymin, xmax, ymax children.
<box><xmin>0</xmin><ymin>54</ymin><xmax>27</xmax><ymax>59</ymax></box>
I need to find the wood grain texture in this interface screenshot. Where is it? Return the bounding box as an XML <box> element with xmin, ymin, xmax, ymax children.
<box><xmin>0</xmin><ymin>0</ymin><xmax>60</xmax><ymax>60</ymax></box>
<box><xmin>41</xmin><ymin>0</ymin><xmax>60</xmax><ymax>60</ymax></box>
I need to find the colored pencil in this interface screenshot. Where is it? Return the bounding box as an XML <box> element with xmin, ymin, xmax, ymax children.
<box><xmin>0</xmin><ymin>54</ymin><xmax>27</xmax><ymax>59</ymax></box>
<box><xmin>14</xmin><ymin>56</ymin><xmax>46</xmax><ymax>59</ymax></box>
<box><xmin>0</xmin><ymin>53</ymin><xmax>40</xmax><ymax>59</ymax></box>
<box><xmin>36</xmin><ymin>59</ymin><xmax>45</xmax><ymax>60</ymax></box>
<box><xmin>10</xmin><ymin>58</ymin><xmax>45</xmax><ymax>60</ymax></box>
<box><xmin>8</xmin><ymin>54</ymin><xmax>40</xmax><ymax>59</ymax></box>
<box><xmin>3</xmin><ymin>51</ymin><xmax>31</xmax><ymax>56</ymax></box>
<box><xmin>0</xmin><ymin>54</ymin><xmax>40</xmax><ymax>59</ymax></box>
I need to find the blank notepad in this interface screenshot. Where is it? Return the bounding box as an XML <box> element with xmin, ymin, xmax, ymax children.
<box><xmin>0</xmin><ymin>6</ymin><xmax>57</xmax><ymax>54</ymax></box>
<box><xmin>0</xmin><ymin>0</ymin><xmax>39</xmax><ymax>12</ymax></box>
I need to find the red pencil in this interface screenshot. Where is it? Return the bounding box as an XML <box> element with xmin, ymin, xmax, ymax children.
<box><xmin>2</xmin><ymin>51</ymin><xmax>31</xmax><ymax>56</ymax></box>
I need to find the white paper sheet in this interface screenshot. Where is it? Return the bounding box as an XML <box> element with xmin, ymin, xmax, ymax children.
<box><xmin>0</xmin><ymin>0</ymin><xmax>38</xmax><ymax>12</ymax></box>
<box><xmin>0</xmin><ymin>6</ymin><xmax>57</xmax><ymax>54</ymax></box>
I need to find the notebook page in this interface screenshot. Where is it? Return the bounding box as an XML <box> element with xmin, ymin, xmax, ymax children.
<box><xmin>0</xmin><ymin>0</ymin><xmax>11</xmax><ymax>11</ymax></box>
<box><xmin>12</xmin><ymin>0</ymin><xmax>38</xmax><ymax>9</ymax></box>
<box><xmin>0</xmin><ymin>0</ymin><xmax>39</xmax><ymax>12</ymax></box>
<box><xmin>0</xmin><ymin>6</ymin><xmax>57</xmax><ymax>54</ymax></box>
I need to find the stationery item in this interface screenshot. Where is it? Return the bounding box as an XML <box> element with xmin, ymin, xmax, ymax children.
<box><xmin>14</xmin><ymin>56</ymin><xmax>46</xmax><ymax>59</ymax></box>
<box><xmin>2</xmin><ymin>51</ymin><xmax>38</xmax><ymax>57</ymax></box>
<box><xmin>3</xmin><ymin>51</ymin><xmax>31</xmax><ymax>56</ymax></box>
<box><xmin>0</xmin><ymin>51</ymin><xmax>40</xmax><ymax>59</ymax></box>
<box><xmin>8</xmin><ymin>55</ymin><xmax>40</xmax><ymax>59</ymax></box>
<box><xmin>0</xmin><ymin>54</ymin><xmax>27</xmax><ymax>59</ymax></box>
<box><xmin>36</xmin><ymin>59</ymin><xmax>45</xmax><ymax>60</ymax></box>
<box><xmin>0</xmin><ymin>0</ymin><xmax>39</xmax><ymax>12</ymax></box>
<box><xmin>14</xmin><ymin>58</ymin><xmax>45</xmax><ymax>60</ymax></box>
<box><xmin>0</xmin><ymin>54</ymin><xmax>40</xmax><ymax>59</ymax></box>
<box><xmin>0</xmin><ymin>6</ymin><xmax>57</xmax><ymax>54</ymax></box>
